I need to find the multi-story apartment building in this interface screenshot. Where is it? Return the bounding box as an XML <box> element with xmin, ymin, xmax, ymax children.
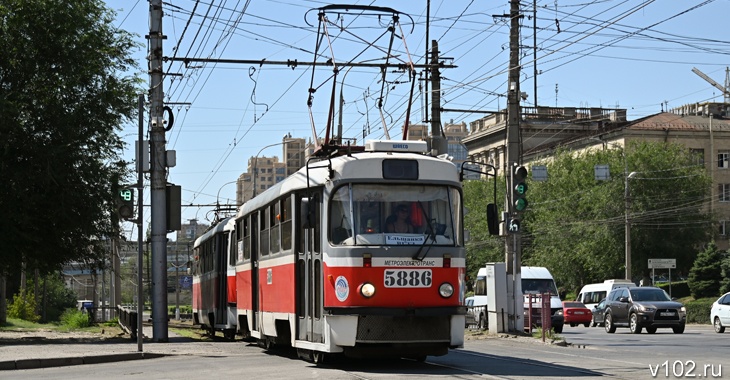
<box><xmin>237</xmin><ymin>136</ymin><xmax>307</xmax><ymax>204</ymax></box>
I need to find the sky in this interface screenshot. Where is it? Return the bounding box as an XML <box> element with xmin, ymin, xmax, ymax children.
<box><xmin>104</xmin><ymin>0</ymin><xmax>730</xmax><ymax>240</ymax></box>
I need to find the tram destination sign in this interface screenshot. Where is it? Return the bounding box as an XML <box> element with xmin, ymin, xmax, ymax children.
<box><xmin>648</xmin><ymin>258</ymin><xmax>676</xmax><ymax>269</ymax></box>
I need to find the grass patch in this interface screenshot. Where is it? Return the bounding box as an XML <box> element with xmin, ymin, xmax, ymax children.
<box><xmin>170</xmin><ymin>327</ymin><xmax>211</xmax><ymax>341</ymax></box>
<box><xmin>530</xmin><ymin>327</ymin><xmax>562</xmax><ymax>341</ymax></box>
<box><xmin>1</xmin><ymin>318</ymin><xmax>61</xmax><ymax>331</ymax></box>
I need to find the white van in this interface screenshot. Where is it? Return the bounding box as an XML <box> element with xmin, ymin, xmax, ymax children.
<box><xmin>576</xmin><ymin>279</ymin><xmax>635</xmax><ymax>310</ymax></box>
<box><xmin>474</xmin><ymin>266</ymin><xmax>564</xmax><ymax>333</ymax></box>
<box><xmin>521</xmin><ymin>266</ymin><xmax>564</xmax><ymax>333</ymax></box>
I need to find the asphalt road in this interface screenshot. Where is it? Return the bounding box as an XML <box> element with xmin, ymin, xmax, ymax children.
<box><xmin>2</xmin><ymin>324</ymin><xmax>726</xmax><ymax>379</ymax></box>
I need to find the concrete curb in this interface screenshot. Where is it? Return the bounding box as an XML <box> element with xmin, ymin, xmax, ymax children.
<box><xmin>0</xmin><ymin>352</ymin><xmax>167</xmax><ymax>371</ymax></box>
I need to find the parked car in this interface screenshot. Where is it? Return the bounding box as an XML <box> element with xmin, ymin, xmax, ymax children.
<box><xmin>604</xmin><ymin>286</ymin><xmax>686</xmax><ymax>334</ymax></box>
<box><xmin>710</xmin><ymin>292</ymin><xmax>730</xmax><ymax>333</ymax></box>
<box><xmin>465</xmin><ymin>296</ymin><xmax>488</xmax><ymax>329</ymax></box>
<box><xmin>591</xmin><ymin>297</ymin><xmax>608</xmax><ymax>327</ymax></box>
<box><xmin>562</xmin><ymin>301</ymin><xmax>592</xmax><ymax>327</ymax></box>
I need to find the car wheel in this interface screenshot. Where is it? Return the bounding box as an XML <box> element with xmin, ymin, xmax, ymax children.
<box><xmin>604</xmin><ymin>313</ymin><xmax>616</xmax><ymax>333</ymax></box>
<box><xmin>646</xmin><ymin>327</ymin><xmax>657</xmax><ymax>334</ymax></box>
<box><xmin>673</xmin><ymin>324</ymin><xmax>685</xmax><ymax>334</ymax></box>
<box><xmin>629</xmin><ymin>313</ymin><xmax>642</xmax><ymax>334</ymax></box>
<box><xmin>714</xmin><ymin>317</ymin><xmax>725</xmax><ymax>333</ymax></box>
<box><xmin>591</xmin><ymin>321</ymin><xmax>597</xmax><ymax>327</ymax></box>
<box><xmin>570</xmin><ymin>323</ymin><xmax>576</xmax><ymax>327</ymax></box>
<box><xmin>583</xmin><ymin>323</ymin><xmax>590</xmax><ymax>327</ymax></box>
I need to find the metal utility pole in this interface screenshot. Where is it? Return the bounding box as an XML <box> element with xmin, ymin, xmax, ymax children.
<box><xmin>504</xmin><ymin>0</ymin><xmax>523</xmax><ymax>332</ymax></box>
<box><xmin>149</xmin><ymin>0</ymin><xmax>168</xmax><ymax>341</ymax></box>
<box><xmin>429</xmin><ymin>40</ymin><xmax>447</xmax><ymax>156</ymax></box>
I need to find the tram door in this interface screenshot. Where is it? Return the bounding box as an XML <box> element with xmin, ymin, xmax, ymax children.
<box><xmin>215</xmin><ymin>233</ymin><xmax>229</xmax><ymax>324</ymax></box>
<box><xmin>296</xmin><ymin>195</ymin><xmax>324</xmax><ymax>343</ymax></box>
<box><xmin>250</xmin><ymin>214</ymin><xmax>260</xmax><ymax>332</ymax></box>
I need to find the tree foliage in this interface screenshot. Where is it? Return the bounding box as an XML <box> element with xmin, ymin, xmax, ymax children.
<box><xmin>0</xmin><ymin>0</ymin><xmax>141</xmax><ymax>275</ymax></box>
<box><xmin>688</xmin><ymin>241</ymin><xmax>724</xmax><ymax>299</ymax></box>
<box><xmin>462</xmin><ymin>141</ymin><xmax>713</xmax><ymax>295</ymax></box>
<box><xmin>523</xmin><ymin>141</ymin><xmax>711</xmax><ymax>293</ymax></box>
<box><xmin>463</xmin><ymin>176</ymin><xmax>505</xmax><ymax>288</ymax></box>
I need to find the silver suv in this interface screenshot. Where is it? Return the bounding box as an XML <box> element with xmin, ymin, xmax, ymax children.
<box><xmin>604</xmin><ymin>287</ymin><xmax>686</xmax><ymax>334</ymax></box>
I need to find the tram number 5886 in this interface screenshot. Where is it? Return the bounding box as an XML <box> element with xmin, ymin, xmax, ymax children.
<box><xmin>384</xmin><ymin>269</ymin><xmax>432</xmax><ymax>288</ymax></box>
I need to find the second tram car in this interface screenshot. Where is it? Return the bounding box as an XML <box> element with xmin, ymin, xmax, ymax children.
<box><xmin>192</xmin><ymin>217</ymin><xmax>237</xmax><ymax>339</ymax></box>
<box><xmin>233</xmin><ymin>140</ymin><xmax>466</xmax><ymax>362</ymax></box>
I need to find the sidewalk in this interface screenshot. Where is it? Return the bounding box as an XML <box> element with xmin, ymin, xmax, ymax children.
<box><xmin>0</xmin><ymin>325</ymin><xmax>212</xmax><ymax>370</ymax></box>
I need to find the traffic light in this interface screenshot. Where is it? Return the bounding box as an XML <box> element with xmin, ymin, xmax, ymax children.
<box><xmin>117</xmin><ymin>187</ymin><xmax>135</xmax><ymax>220</ymax></box>
<box><xmin>513</xmin><ymin>165</ymin><xmax>528</xmax><ymax>212</ymax></box>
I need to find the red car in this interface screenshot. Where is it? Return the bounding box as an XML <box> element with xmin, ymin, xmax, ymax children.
<box><xmin>563</xmin><ymin>301</ymin><xmax>592</xmax><ymax>327</ymax></box>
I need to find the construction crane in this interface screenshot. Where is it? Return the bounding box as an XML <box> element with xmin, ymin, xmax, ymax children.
<box><xmin>691</xmin><ymin>67</ymin><xmax>730</xmax><ymax>104</ymax></box>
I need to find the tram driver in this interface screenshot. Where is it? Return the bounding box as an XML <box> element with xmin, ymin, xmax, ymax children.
<box><xmin>385</xmin><ymin>204</ymin><xmax>414</xmax><ymax>233</ymax></box>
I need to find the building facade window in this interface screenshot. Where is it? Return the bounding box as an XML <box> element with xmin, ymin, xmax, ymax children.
<box><xmin>719</xmin><ymin>184</ymin><xmax>730</xmax><ymax>202</ymax></box>
<box><xmin>718</xmin><ymin>151</ymin><xmax>729</xmax><ymax>169</ymax></box>
<box><xmin>690</xmin><ymin>148</ymin><xmax>704</xmax><ymax>165</ymax></box>
<box><xmin>720</xmin><ymin>220</ymin><xmax>727</xmax><ymax>237</ymax></box>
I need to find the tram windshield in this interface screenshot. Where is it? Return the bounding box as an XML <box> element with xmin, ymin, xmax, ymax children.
<box><xmin>330</xmin><ymin>184</ymin><xmax>462</xmax><ymax>246</ymax></box>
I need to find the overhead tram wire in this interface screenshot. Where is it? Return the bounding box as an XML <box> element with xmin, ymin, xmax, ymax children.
<box><xmin>537</xmin><ymin>1</ymin><xmax>716</xmax><ymax>75</ymax></box>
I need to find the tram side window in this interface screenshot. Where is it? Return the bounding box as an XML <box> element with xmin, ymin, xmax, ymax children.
<box><xmin>241</xmin><ymin>217</ymin><xmax>251</xmax><ymax>261</ymax></box>
<box><xmin>259</xmin><ymin>210</ymin><xmax>269</xmax><ymax>256</ymax></box>
<box><xmin>329</xmin><ymin>186</ymin><xmax>353</xmax><ymax>244</ymax></box>
<box><xmin>270</xmin><ymin>202</ymin><xmax>280</xmax><ymax>254</ymax></box>
<box><xmin>281</xmin><ymin>197</ymin><xmax>292</xmax><ymax>250</ymax></box>
<box><xmin>193</xmin><ymin>247</ymin><xmax>201</xmax><ymax>275</ymax></box>
<box><xmin>228</xmin><ymin>231</ymin><xmax>236</xmax><ymax>267</ymax></box>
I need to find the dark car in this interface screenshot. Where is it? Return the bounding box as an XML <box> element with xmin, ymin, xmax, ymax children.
<box><xmin>591</xmin><ymin>297</ymin><xmax>608</xmax><ymax>327</ymax></box>
<box><xmin>604</xmin><ymin>287</ymin><xmax>686</xmax><ymax>334</ymax></box>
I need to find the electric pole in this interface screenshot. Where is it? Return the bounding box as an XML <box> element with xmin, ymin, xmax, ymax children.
<box><xmin>430</xmin><ymin>40</ymin><xmax>447</xmax><ymax>156</ymax></box>
<box><xmin>505</xmin><ymin>0</ymin><xmax>523</xmax><ymax>332</ymax></box>
<box><xmin>149</xmin><ymin>0</ymin><xmax>168</xmax><ymax>341</ymax></box>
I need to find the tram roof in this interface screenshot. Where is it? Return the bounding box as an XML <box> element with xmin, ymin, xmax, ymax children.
<box><xmin>239</xmin><ymin>150</ymin><xmax>459</xmax><ymax>215</ymax></box>
<box><xmin>193</xmin><ymin>217</ymin><xmax>234</xmax><ymax>248</ymax></box>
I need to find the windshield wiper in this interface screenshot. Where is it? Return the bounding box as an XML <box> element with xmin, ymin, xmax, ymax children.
<box><xmin>412</xmin><ymin>201</ymin><xmax>437</xmax><ymax>261</ymax></box>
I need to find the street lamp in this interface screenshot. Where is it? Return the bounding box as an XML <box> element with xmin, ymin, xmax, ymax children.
<box><xmin>251</xmin><ymin>139</ymin><xmax>295</xmax><ymax>198</ymax></box>
<box><xmin>592</xmin><ymin>138</ymin><xmax>635</xmax><ymax>282</ymax></box>
<box><xmin>625</xmin><ymin>171</ymin><xmax>638</xmax><ymax>282</ymax></box>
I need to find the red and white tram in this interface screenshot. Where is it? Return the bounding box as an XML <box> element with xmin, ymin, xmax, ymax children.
<box><xmin>192</xmin><ymin>217</ymin><xmax>237</xmax><ymax>339</ymax></box>
<box><xmin>233</xmin><ymin>140</ymin><xmax>466</xmax><ymax>362</ymax></box>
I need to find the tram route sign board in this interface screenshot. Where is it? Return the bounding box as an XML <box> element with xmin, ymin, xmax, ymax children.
<box><xmin>648</xmin><ymin>258</ymin><xmax>676</xmax><ymax>269</ymax></box>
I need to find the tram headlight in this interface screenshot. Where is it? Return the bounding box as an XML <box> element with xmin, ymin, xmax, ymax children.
<box><xmin>360</xmin><ymin>283</ymin><xmax>376</xmax><ymax>298</ymax></box>
<box><xmin>438</xmin><ymin>283</ymin><xmax>454</xmax><ymax>298</ymax></box>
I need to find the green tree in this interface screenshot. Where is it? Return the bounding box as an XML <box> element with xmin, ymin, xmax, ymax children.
<box><xmin>688</xmin><ymin>242</ymin><xmax>724</xmax><ymax>299</ymax></box>
<box><xmin>720</xmin><ymin>254</ymin><xmax>730</xmax><ymax>295</ymax></box>
<box><xmin>463</xmin><ymin>177</ymin><xmax>505</xmax><ymax>289</ymax></box>
<box><xmin>36</xmin><ymin>273</ymin><xmax>78</xmax><ymax>323</ymax></box>
<box><xmin>523</xmin><ymin>141</ymin><xmax>711</xmax><ymax>293</ymax></box>
<box><xmin>0</xmin><ymin>0</ymin><xmax>141</xmax><ymax>321</ymax></box>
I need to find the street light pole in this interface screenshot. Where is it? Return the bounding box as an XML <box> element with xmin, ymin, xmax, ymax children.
<box><xmin>251</xmin><ymin>139</ymin><xmax>294</xmax><ymax>198</ymax></box>
<box><xmin>625</xmin><ymin>171</ymin><xmax>637</xmax><ymax>281</ymax></box>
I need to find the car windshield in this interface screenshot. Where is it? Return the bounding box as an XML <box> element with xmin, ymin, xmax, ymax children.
<box><xmin>522</xmin><ymin>279</ymin><xmax>558</xmax><ymax>295</ymax></box>
<box><xmin>329</xmin><ymin>184</ymin><xmax>462</xmax><ymax>246</ymax></box>
<box><xmin>630</xmin><ymin>288</ymin><xmax>672</xmax><ymax>302</ymax></box>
